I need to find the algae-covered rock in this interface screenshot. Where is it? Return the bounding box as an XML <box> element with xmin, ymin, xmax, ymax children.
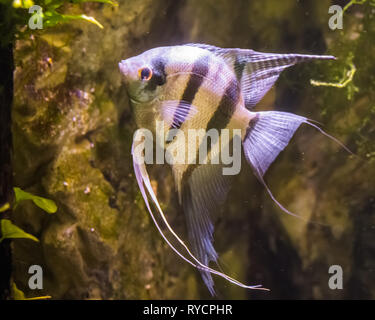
<box><xmin>11</xmin><ymin>0</ymin><xmax>375</xmax><ymax>299</ymax></box>
<box><xmin>12</xmin><ymin>0</ymin><xmax>192</xmax><ymax>299</ymax></box>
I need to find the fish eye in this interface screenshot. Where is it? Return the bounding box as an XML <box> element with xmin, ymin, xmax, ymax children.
<box><xmin>138</xmin><ymin>67</ymin><xmax>153</xmax><ymax>81</ymax></box>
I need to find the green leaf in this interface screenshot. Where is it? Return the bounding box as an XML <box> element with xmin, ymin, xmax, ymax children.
<box><xmin>43</xmin><ymin>11</ymin><xmax>104</xmax><ymax>29</ymax></box>
<box><xmin>72</xmin><ymin>0</ymin><xmax>118</xmax><ymax>6</ymax></box>
<box><xmin>12</xmin><ymin>0</ymin><xmax>34</xmax><ymax>8</ymax></box>
<box><xmin>62</xmin><ymin>14</ymin><xmax>104</xmax><ymax>29</ymax></box>
<box><xmin>23</xmin><ymin>295</ymin><xmax>52</xmax><ymax>300</ymax></box>
<box><xmin>11</xmin><ymin>281</ymin><xmax>26</xmax><ymax>300</ymax></box>
<box><xmin>0</xmin><ymin>219</ymin><xmax>39</xmax><ymax>243</ymax></box>
<box><xmin>14</xmin><ymin>187</ymin><xmax>33</xmax><ymax>203</ymax></box>
<box><xmin>32</xmin><ymin>196</ymin><xmax>57</xmax><ymax>214</ymax></box>
<box><xmin>0</xmin><ymin>202</ymin><xmax>10</xmax><ymax>213</ymax></box>
<box><xmin>11</xmin><ymin>281</ymin><xmax>51</xmax><ymax>300</ymax></box>
<box><xmin>14</xmin><ymin>187</ymin><xmax>57</xmax><ymax>214</ymax></box>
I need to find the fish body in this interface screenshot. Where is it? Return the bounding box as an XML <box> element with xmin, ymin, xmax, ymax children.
<box><xmin>120</xmin><ymin>45</ymin><xmax>251</xmax><ymax>135</ymax></box>
<box><xmin>119</xmin><ymin>44</ymin><xmax>339</xmax><ymax>295</ymax></box>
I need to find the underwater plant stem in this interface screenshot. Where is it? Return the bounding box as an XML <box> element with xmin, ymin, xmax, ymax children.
<box><xmin>310</xmin><ymin>63</ymin><xmax>356</xmax><ymax>88</ymax></box>
<box><xmin>343</xmin><ymin>0</ymin><xmax>368</xmax><ymax>13</ymax></box>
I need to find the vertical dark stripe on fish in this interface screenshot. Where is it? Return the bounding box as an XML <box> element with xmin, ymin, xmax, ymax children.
<box><xmin>203</xmin><ymin>78</ymin><xmax>239</xmax><ymax>157</ymax></box>
<box><xmin>205</xmin><ymin>78</ymin><xmax>239</xmax><ymax>132</ymax></box>
<box><xmin>234</xmin><ymin>56</ymin><xmax>245</xmax><ymax>82</ymax></box>
<box><xmin>181</xmin><ymin>78</ymin><xmax>240</xmax><ymax>185</ymax></box>
<box><xmin>170</xmin><ymin>55</ymin><xmax>210</xmax><ymax>131</ymax></box>
<box><xmin>145</xmin><ymin>57</ymin><xmax>167</xmax><ymax>91</ymax></box>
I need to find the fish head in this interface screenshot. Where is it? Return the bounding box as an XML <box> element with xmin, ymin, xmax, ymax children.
<box><xmin>119</xmin><ymin>48</ymin><xmax>167</xmax><ymax>104</ymax></box>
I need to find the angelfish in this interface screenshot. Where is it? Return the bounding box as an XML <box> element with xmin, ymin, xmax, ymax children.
<box><xmin>118</xmin><ymin>44</ymin><xmax>348</xmax><ymax>295</ymax></box>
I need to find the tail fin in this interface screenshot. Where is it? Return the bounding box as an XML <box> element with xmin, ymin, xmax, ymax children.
<box><xmin>242</xmin><ymin>111</ymin><xmax>348</xmax><ymax>219</ymax></box>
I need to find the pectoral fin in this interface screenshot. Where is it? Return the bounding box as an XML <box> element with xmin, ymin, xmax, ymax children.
<box><xmin>159</xmin><ymin>100</ymin><xmax>198</xmax><ymax>129</ymax></box>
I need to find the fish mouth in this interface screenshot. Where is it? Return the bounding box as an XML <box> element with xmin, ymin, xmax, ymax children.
<box><xmin>118</xmin><ymin>60</ymin><xmax>128</xmax><ymax>75</ymax></box>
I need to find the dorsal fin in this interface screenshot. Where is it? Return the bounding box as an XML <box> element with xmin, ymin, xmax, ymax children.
<box><xmin>185</xmin><ymin>43</ymin><xmax>336</xmax><ymax>109</ymax></box>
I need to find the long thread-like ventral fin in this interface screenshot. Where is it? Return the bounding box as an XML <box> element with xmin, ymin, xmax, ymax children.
<box><xmin>131</xmin><ymin>139</ymin><xmax>269</xmax><ymax>294</ymax></box>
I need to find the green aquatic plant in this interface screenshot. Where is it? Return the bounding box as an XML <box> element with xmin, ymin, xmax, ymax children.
<box><xmin>11</xmin><ymin>281</ymin><xmax>51</xmax><ymax>300</ymax></box>
<box><xmin>310</xmin><ymin>62</ymin><xmax>356</xmax><ymax>89</ymax></box>
<box><xmin>13</xmin><ymin>187</ymin><xmax>57</xmax><ymax>214</ymax></box>
<box><xmin>0</xmin><ymin>0</ymin><xmax>112</xmax><ymax>299</ymax></box>
<box><xmin>7</xmin><ymin>0</ymin><xmax>117</xmax><ymax>31</ymax></box>
<box><xmin>0</xmin><ymin>219</ymin><xmax>39</xmax><ymax>243</ymax></box>
<box><xmin>343</xmin><ymin>0</ymin><xmax>375</xmax><ymax>13</ymax></box>
<box><xmin>0</xmin><ymin>203</ymin><xmax>10</xmax><ymax>213</ymax></box>
<box><xmin>310</xmin><ymin>54</ymin><xmax>359</xmax><ymax>100</ymax></box>
<box><xmin>310</xmin><ymin>0</ymin><xmax>374</xmax><ymax>100</ymax></box>
<box><xmin>0</xmin><ymin>188</ymin><xmax>56</xmax><ymax>299</ymax></box>
<box><xmin>0</xmin><ymin>187</ymin><xmax>57</xmax><ymax>243</ymax></box>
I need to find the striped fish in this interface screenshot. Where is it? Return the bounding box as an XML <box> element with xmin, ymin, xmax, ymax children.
<box><xmin>119</xmin><ymin>44</ymin><xmax>348</xmax><ymax>295</ymax></box>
